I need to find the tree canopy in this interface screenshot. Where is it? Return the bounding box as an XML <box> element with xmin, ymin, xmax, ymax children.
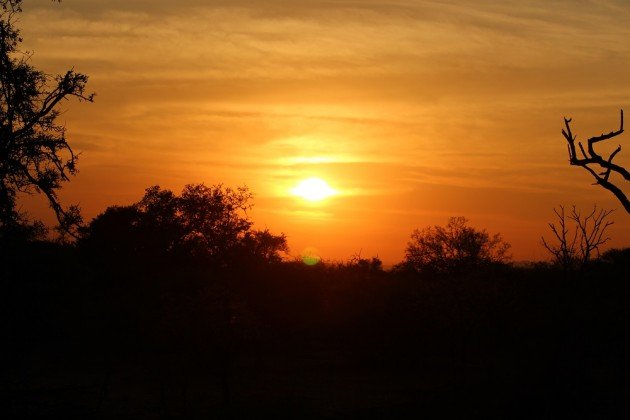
<box><xmin>402</xmin><ymin>216</ymin><xmax>511</xmax><ymax>274</ymax></box>
<box><xmin>80</xmin><ymin>184</ymin><xmax>288</xmax><ymax>266</ymax></box>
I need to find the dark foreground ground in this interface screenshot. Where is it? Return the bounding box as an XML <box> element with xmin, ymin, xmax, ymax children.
<box><xmin>3</xmin><ymin>243</ymin><xmax>630</xmax><ymax>418</ymax></box>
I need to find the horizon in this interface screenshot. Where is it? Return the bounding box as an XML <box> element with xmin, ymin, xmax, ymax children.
<box><xmin>17</xmin><ymin>0</ymin><xmax>630</xmax><ymax>264</ymax></box>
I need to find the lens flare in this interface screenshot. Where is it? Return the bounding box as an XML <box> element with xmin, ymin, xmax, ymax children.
<box><xmin>301</xmin><ymin>247</ymin><xmax>321</xmax><ymax>266</ymax></box>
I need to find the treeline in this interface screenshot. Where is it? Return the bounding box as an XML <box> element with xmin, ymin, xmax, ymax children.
<box><xmin>2</xmin><ymin>188</ymin><xmax>630</xmax><ymax>418</ymax></box>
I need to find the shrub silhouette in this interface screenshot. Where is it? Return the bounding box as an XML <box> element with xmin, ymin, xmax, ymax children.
<box><xmin>598</xmin><ymin>247</ymin><xmax>630</xmax><ymax>268</ymax></box>
<box><xmin>402</xmin><ymin>216</ymin><xmax>511</xmax><ymax>274</ymax></box>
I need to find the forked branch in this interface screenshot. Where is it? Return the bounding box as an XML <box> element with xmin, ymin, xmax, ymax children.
<box><xmin>562</xmin><ymin>110</ymin><xmax>630</xmax><ymax>213</ymax></box>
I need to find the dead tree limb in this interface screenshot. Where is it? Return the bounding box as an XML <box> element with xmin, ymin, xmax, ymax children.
<box><xmin>562</xmin><ymin>110</ymin><xmax>630</xmax><ymax>213</ymax></box>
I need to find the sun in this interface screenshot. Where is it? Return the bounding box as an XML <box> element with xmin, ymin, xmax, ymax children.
<box><xmin>291</xmin><ymin>177</ymin><xmax>336</xmax><ymax>202</ymax></box>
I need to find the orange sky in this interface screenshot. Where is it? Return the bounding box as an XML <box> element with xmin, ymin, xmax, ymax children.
<box><xmin>18</xmin><ymin>0</ymin><xmax>630</xmax><ymax>263</ymax></box>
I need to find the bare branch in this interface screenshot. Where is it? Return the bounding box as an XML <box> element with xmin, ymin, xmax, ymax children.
<box><xmin>562</xmin><ymin>110</ymin><xmax>630</xmax><ymax>213</ymax></box>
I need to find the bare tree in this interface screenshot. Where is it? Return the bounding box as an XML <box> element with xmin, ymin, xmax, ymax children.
<box><xmin>562</xmin><ymin>110</ymin><xmax>629</xmax><ymax>213</ymax></box>
<box><xmin>541</xmin><ymin>205</ymin><xmax>614</xmax><ymax>270</ymax></box>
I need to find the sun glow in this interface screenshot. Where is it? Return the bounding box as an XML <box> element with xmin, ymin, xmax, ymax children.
<box><xmin>291</xmin><ymin>177</ymin><xmax>336</xmax><ymax>202</ymax></box>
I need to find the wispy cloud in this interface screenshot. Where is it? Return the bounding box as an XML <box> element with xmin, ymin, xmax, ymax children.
<box><xmin>17</xmin><ymin>0</ymin><xmax>630</xmax><ymax>261</ymax></box>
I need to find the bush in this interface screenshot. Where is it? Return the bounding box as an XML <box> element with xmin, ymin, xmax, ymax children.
<box><xmin>402</xmin><ymin>216</ymin><xmax>511</xmax><ymax>274</ymax></box>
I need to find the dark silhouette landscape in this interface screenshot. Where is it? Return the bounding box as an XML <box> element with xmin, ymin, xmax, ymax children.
<box><xmin>3</xmin><ymin>222</ymin><xmax>630</xmax><ymax>418</ymax></box>
<box><xmin>3</xmin><ymin>1</ymin><xmax>630</xmax><ymax>418</ymax></box>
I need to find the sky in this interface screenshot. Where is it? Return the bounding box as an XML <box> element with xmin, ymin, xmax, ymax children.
<box><xmin>17</xmin><ymin>0</ymin><xmax>630</xmax><ymax>263</ymax></box>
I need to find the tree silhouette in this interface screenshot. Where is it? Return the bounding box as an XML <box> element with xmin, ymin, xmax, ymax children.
<box><xmin>241</xmin><ymin>228</ymin><xmax>289</xmax><ymax>264</ymax></box>
<box><xmin>541</xmin><ymin>204</ymin><xmax>613</xmax><ymax>270</ymax></box>
<box><xmin>80</xmin><ymin>184</ymin><xmax>288</xmax><ymax>266</ymax></box>
<box><xmin>403</xmin><ymin>216</ymin><xmax>510</xmax><ymax>274</ymax></box>
<box><xmin>562</xmin><ymin>110</ymin><xmax>629</xmax><ymax>213</ymax></box>
<box><xmin>0</xmin><ymin>0</ymin><xmax>93</xmax><ymax>239</ymax></box>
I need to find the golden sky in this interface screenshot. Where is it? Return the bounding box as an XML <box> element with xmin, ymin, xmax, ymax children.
<box><xmin>19</xmin><ymin>0</ymin><xmax>630</xmax><ymax>263</ymax></box>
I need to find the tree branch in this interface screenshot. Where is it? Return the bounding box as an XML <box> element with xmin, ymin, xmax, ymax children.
<box><xmin>562</xmin><ymin>110</ymin><xmax>630</xmax><ymax>213</ymax></box>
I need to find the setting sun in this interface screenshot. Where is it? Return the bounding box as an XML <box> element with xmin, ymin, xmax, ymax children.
<box><xmin>290</xmin><ymin>177</ymin><xmax>336</xmax><ymax>202</ymax></box>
